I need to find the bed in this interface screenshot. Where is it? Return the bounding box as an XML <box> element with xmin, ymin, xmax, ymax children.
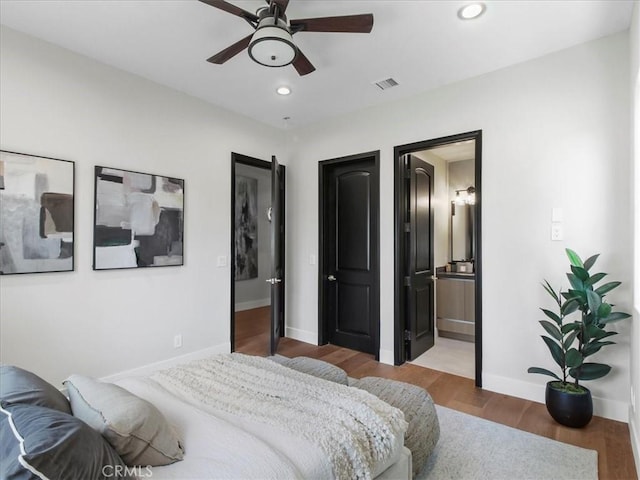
<box><xmin>114</xmin><ymin>353</ymin><xmax>411</xmax><ymax>479</ymax></box>
<box><xmin>1</xmin><ymin>354</ymin><xmax>413</xmax><ymax>480</ymax></box>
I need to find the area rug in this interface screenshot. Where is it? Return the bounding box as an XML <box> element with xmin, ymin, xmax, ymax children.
<box><xmin>417</xmin><ymin>406</ymin><xmax>598</xmax><ymax>480</ymax></box>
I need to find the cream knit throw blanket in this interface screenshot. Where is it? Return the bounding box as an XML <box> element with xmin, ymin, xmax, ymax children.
<box><xmin>151</xmin><ymin>353</ymin><xmax>407</xmax><ymax>480</ymax></box>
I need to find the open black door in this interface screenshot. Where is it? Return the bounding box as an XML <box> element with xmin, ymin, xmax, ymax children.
<box><xmin>269</xmin><ymin>156</ymin><xmax>285</xmax><ymax>355</ymax></box>
<box><xmin>405</xmin><ymin>154</ymin><xmax>435</xmax><ymax>360</ymax></box>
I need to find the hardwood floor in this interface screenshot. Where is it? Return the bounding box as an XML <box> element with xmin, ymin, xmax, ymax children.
<box><xmin>234</xmin><ymin>307</ymin><xmax>638</xmax><ymax>479</ymax></box>
<box><xmin>234</xmin><ymin>306</ymin><xmax>272</xmax><ymax>357</ymax></box>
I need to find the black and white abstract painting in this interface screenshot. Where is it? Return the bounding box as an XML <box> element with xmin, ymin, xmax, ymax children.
<box><xmin>235</xmin><ymin>175</ymin><xmax>258</xmax><ymax>280</ymax></box>
<box><xmin>93</xmin><ymin>166</ymin><xmax>184</xmax><ymax>270</ymax></box>
<box><xmin>0</xmin><ymin>150</ymin><xmax>75</xmax><ymax>275</ymax></box>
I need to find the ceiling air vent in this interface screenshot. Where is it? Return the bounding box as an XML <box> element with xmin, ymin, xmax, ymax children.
<box><xmin>374</xmin><ymin>78</ymin><xmax>399</xmax><ymax>91</ymax></box>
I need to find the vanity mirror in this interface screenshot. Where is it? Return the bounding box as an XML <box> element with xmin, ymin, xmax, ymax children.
<box><xmin>450</xmin><ymin>200</ymin><xmax>475</xmax><ymax>264</ymax></box>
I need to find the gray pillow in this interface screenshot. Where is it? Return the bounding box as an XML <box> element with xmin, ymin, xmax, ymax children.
<box><xmin>0</xmin><ymin>403</ymin><xmax>133</xmax><ymax>480</ymax></box>
<box><xmin>0</xmin><ymin>365</ymin><xmax>71</xmax><ymax>413</ymax></box>
<box><xmin>64</xmin><ymin>375</ymin><xmax>184</xmax><ymax>467</ymax></box>
<box><xmin>281</xmin><ymin>356</ymin><xmax>349</xmax><ymax>385</ymax></box>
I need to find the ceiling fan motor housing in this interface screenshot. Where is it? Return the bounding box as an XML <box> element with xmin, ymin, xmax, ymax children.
<box><xmin>248</xmin><ymin>16</ymin><xmax>297</xmax><ymax>67</ymax></box>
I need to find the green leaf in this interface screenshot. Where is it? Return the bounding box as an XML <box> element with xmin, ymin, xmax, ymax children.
<box><xmin>567</xmin><ymin>289</ymin><xmax>587</xmax><ymax>304</ymax></box>
<box><xmin>561</xmin><ymin>299</ymin><xmax>579</xmax><ymax>316</ymax></box>
<box><xmin>527</xmin><ymin>367</ymin><xmax>561</xmax><ymax>380</ymax></box>
<box><xmin>539</xmin><ymin>320</ymin><xmax>562</xmax><ymax>341</ymax></box>
<box><xmin>561</xmin><ymin>323</ymin><xmax>580</xmax><ymax>334</ymax></box>
<box><xmin>596</xmin><ymin>302</ymin><xmax>612</xmax><ymax>320</ymax></box>
<box><xmin>566</xmin><ymin>248</ymin><xmax>583</xmax><ymax>268</ymax></box>
<box><xmin>583</xmin><ymin>254</ymin><xmax>599</xmax><ymax>272</ymax></box>
<box><xmin>565</xmin><ymin>348</ymin><xmax>583</xmax><ymax>368</ymax></box>
<box><xmin>541</xmin><ymin>336</ymin><xmax>564</xmax><ymax>369</ymax></box>
<box><xmin>585</xmin><ymin>272</ymin><xmax>606</xmax><ymax>287</ymax></box>
<box><xmin>570</xmin><ymin>266</ymin><xmax>589</xmax><ymax>282</ymax></box>
<box><xmin>542</xmin><ymin>281</ymin><xmax>560</xmax><ymax>304</ymax></box>
<box><xmin>592</xmin><ymin>329</ymin><xmax>618</xmax><ymax>340</ymax></box>
<box><xmin>582</xmin><ymin>340</ymin><xmax>616</xmax><ymax>357</ymax></box>
<box><xmin>586</xmin><ymin>324</ymin><xmax>609</xmax><ymax>341</ymax></box>
<box><xmin>595</xmin><ymin>281</ymin><xmax>621</xmax><ymax>296</ymax></box>
<box><xmin>586</xmin><ymin>290</ymin><xmax>601</xmax><ymax>314</ymax></box>
<box><xmin>569</xmin><ymin>363</ymin><xmax>611</xmax><ymax>381</ymax></box>
<box><xmin>599</xmin><ymin>312</ymin><xmax>632</xmax><ymax>324</ymax></box>
<box><xmin>567</xmin><ymin>272</ymin><xmax>584</xmax><ymax>290</ymax></box>
<box><xmin>563</xmin><ymin>330</ymin><xmax>578</xmax><ymax>350</ymax></box>
<box><xmin>541</xmin><ymin>308</ymin><xmax>561</xmax><ymax>325</ymax></box>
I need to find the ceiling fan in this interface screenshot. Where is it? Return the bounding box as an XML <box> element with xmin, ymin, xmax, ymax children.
<box><xmin>199</xmin><ymin>0</ymin><xmax>374</xmax><ymax>76</ymax></box>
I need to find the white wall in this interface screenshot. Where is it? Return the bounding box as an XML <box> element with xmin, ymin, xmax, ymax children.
<box><xmin>0</xmin><ymin>27</ymin><xmax>286</xmax><ymax>387</ymax></box>
<box><xmin>286</xmin><ymin>32</ymin><xmax>632</xmax><ymax>421</ymax></box>
<box><xmin>234</xmin><ymin>163</ymin><xmax>271</xmax><ymax>310</ymax></box>
<box><xmin>629</xmin><ymin>1</ymin><xmax>640</xmax><ymax>474</ymax></box>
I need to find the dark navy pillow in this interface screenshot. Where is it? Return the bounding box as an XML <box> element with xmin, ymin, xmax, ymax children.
<box><xmin>0</xmin><ymin>403</ymin><xmax>133</xmax><ymax>480</ymax></box>
<box><xmin>0</xmin><ymin>365</ymin><xmax>70</xmax><ymax>413</ymax></box>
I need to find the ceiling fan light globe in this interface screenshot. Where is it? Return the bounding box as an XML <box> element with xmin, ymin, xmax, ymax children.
<box><xmin>248</xmin><ymin>21</ymin><xmax>296</xmax><ymax>67</ymax></box>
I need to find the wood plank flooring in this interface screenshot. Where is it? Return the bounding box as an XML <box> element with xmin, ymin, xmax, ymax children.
<box><xmin>234</xmin><ymin>306</ymin><xmax>638</xmax><ymax>479</ymax></box>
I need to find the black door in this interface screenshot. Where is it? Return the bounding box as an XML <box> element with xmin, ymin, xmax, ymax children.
<box><xmin>269</xmin><ymin>156</ymin><xmax>285</xmax><ymax>355</ymax></box>
<box><xmin>319</xmin><ymin>152</ymin><xmax>379</xmax><ymax>356</ymax></box>
<box><xmin>405</xmin><ymin>154</ymin><xmax>435</xmax><ymax>360</ymax></box>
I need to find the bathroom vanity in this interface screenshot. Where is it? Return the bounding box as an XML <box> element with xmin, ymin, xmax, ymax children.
<box><xmin>435</xmin><ymin>270</ymin><xmax>475</xmax><ymax>342</ymax></box>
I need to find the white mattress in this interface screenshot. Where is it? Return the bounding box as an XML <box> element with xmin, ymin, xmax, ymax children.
<box><xmin>116</xmin><ymin>376</ymin><xmax>409</xmax><ymax>480</ymax></box>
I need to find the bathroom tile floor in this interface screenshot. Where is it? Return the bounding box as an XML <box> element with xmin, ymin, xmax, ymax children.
<box><xmin>409</xmin><ymin>336</ymin><xmax>475</xmax><ymax>379</ymax></box>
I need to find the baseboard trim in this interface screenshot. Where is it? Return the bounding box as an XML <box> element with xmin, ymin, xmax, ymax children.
<box><xmin>630</xmin><ymin>407</ymin><xmax>640</xmax><ymax>479</ymax></box>
<box><xmin>100</xmin><ymin>343</ymin><xmax>231</xmax><ymax>382</ymax></box>
<box><xmin>235</xmin><ymin>298</ymin><xmax>270</xmax><ymax>311</ymax></box>
<box><xmin>285</xmin><ymin>326</ymin><xmax>316</xmax><ymax>345</ymax></box>
<box><xmin>483</xmin><ymin>373</ymin><xmax>629</xmax><ymax>423</ymax></box>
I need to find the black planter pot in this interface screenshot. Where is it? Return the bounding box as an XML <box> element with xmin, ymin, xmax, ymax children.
<box><xmin>545</xmin><ymin>381</ymin><xmax>593</xmax><ymax>428</ymax></box>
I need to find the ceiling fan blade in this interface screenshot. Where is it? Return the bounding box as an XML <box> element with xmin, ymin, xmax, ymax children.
<box><xmin>207</xmin><ymin>34</ymin><xmax>253</xmax><ymax>64</ymax></box>
<box><xmin>290</xmin><ymin>14</ymin><xmax>374</xmax><ymax>33</ymax></box>
<box><xmin>199</xmin><ymin>0</ymin><xmax>259</xmax><ymax>23</ymax></box>
<box><xmin>292</xmin><ymin>49</ymin><xmax>316</xmax><ymax>76</ymax></box>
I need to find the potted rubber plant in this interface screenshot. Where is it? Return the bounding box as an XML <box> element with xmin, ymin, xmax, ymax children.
<box><xmin>528</xmin><ymin>248</ymin><xmax>630</xmax><ymax>427</ymax></box>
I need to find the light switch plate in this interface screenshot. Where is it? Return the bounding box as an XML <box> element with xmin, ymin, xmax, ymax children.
<box><xmin>552</xmin><ymin>207</ymin><xmax>564</xmax><ymax>223</ymax></box>
<box><xmin>217</xmin><ymin>255</ymin><xmax>227</xmax><ymax>267</ymax></box>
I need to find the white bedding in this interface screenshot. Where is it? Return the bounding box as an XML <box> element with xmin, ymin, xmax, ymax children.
<box><xmin>114</xmin><ymin>353</ymin><xmax>409</xmax><ymax>480</ymax></box>
<box><xmin>116</xmin><ymin>376</ymin><xmax>331</xmax><ymax>479</ymax></box>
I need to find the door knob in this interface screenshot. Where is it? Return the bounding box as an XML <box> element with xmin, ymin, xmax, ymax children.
<box><xmin>327</xmin><ymin>274</ymin><xmax>337</xmax><ymax>282</ymax></box>
<box><xmin>265</xmin><ymin>278</ymin><xmax>282</xmax><ymax>284</ymax></box>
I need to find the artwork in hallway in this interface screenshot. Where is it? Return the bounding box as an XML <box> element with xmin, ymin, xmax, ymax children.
<box><xmin>93</xmin><ymin>166</ymin><xmax>184</xmax><ymax>270</ymax></box>
<box><xmin>235</xmin><ymin>175</ymin><xmax>258</xmax><ymax>280</ymax></box>
<box><xmin>0</xmin><ymin>150</ymin><xmax>75</xmax><ymax>274</ymax></box>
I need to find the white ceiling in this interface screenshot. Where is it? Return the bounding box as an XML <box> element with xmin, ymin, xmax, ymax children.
<box><xmin>0</xmin><ymin>1</ymin><xmax>634</xmax><ymax>130</ymax></box>
<box><xmin>427</xmin><ymin>139</ymin><xmax>475</xmax><ymax>163</ymax></box>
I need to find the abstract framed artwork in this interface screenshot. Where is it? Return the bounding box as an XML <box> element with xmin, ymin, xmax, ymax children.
<box><xmin>93</xmin><ymin>166</ymin><xmax>184</xmax><ymax>270</ymax></box>
<box><xmin>0</xmin><ymin>150</ymin><xmax>75</xmax><ymax>275</ymax></box>
<box><xmin>234</xmin><ymin>175</ymin><xmax>258</xmax><ymax>280</ymax></box>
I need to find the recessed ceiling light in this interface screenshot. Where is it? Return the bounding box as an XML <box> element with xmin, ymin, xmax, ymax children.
<box><xmin>276</xmin><ymin>86</ymin><xmax>291</xmax><ymax>96</ymax></box>
<box><xmin>458</xmin><ymin>3</ymin><xmax>485</xmax><ymax>20</ymax></box>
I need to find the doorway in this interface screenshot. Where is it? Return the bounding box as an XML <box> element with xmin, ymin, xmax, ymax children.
<box><xmin>394</xmin><ymin>131</ymin><xmax>483</xmax><ymax>387</ymax></box>
<box><xmin>230</xmin><ymin>153</ymin><xmax>285</xmax><ymax>356</ymax></box>
<box><xmin>318</xmin><ymin>151</ymin><xmax>380</xmax><ymax>357</ymax></box>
